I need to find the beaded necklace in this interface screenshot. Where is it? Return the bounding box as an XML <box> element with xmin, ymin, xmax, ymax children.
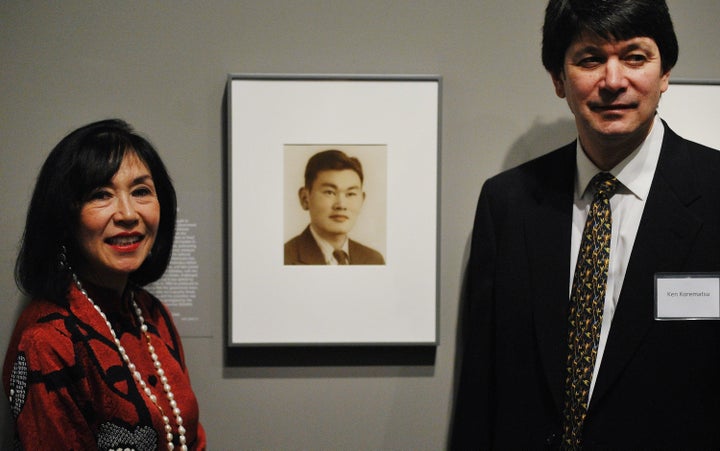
<box><xmin>73</xmin><ymin>274</ymin><xmax>187</xmax><ymax>451</ymax></box>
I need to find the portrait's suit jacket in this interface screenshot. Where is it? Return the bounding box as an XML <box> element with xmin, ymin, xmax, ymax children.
<box><xmin>284</xmin><ymin>226</ymin><xmax>385</xmax><ymax>265</ymax></box>
<box><xmin>452</xmin><ymin>122</ymin><xmax>720</xmax><ymax>449</ymax></box>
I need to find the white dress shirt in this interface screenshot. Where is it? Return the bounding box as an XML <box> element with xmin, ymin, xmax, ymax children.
<box><xmin>309</xmin><ymin>226</ymin><xmax>350</xmax><ymax>265</ymax></box>
<box><xmin>570</xmin><ymin>115</ymin><xmax>665</xmax><ymax>403</ymax></box>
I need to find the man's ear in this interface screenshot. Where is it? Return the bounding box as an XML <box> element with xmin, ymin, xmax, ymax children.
<box><xmin>551</xmin><ymin>70</ymin><xmax>566</xmax><ymax>99</ymax></box>
<box><xmin>660</xmin><ymin>69</ymin><xmax>671</xmax><ymax>94</ymax></box>
<box><xmin>298</xmin><ymin>187</ymin><xmax>310</xmax><ymax>210</ymax></box>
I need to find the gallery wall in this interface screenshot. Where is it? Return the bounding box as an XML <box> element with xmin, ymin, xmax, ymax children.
<box><xmin>2</xmin><ymin>1</ymin><xmax>719</xmax><ymax>448</ymax></box>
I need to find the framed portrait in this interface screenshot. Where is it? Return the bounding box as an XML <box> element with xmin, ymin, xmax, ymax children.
<box><xmin>227</xmin><ymin>74</ymin><xmax>440</xmax><ymax>346</ymax></box>
<box><xmin>658</xmin><ymin>79</ymin><xmax>720</xmax><ymax>149</ymax></box>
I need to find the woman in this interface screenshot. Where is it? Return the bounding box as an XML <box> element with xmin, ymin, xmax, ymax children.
<box><xmin>3</xmin><ymin>119</ymin><xmax>206</xmax><ymax>450</ymax></box>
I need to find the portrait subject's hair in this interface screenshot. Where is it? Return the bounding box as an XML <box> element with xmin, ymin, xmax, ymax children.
<box><xmin>304</xmin><ymin>149</ymin><xmax>364</xmax><ymax>189</ymax></box>
<box><xmin>15</xmin><ymin>119</ymin><xmax>177</xmax><ymax>304</ymax></box>
<box><xmin>542</xmin><ymin>0</ymin><xmax>679</xmax><ymax>77</ymax></box>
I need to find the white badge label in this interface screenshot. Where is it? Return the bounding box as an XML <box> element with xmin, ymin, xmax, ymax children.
<box><xmin>655</xmin><ymin>274</ymin><xmax>720</xmax><ymax>320</ymax></box>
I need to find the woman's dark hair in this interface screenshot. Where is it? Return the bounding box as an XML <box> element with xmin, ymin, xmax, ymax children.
<box><xmin>15</xmin><ymin>119</ymin><xmax>177</xmax><ymax>304</ymax></box>
<box><xmin>304</xmin><ymin>149</ymin><xmax>364</xmax><ymax>189</ymax></box>
<box><xmin>542</xmin><ymin>0</ymin><xmax>679</xmax><ymax>77</ymax></box>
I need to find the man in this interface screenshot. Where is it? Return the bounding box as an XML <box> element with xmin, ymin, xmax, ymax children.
<box><xmin>452</xmin><ymin>0</ymin><xmax>720</xmax><ymax>448</ymax></box>
<box><xmin>284</xmin><ymin>149</ymin><xmax>385</xmax><ymax>265</ymax></box>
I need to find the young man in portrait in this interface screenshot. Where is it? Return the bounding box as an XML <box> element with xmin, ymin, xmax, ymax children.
<box><xmin>284</xmin><ymin>149</ymin><xmax>385</xmax><ymax>265</ymax></box>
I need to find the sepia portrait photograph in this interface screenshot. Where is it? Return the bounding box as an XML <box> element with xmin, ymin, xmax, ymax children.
<box><xmin>283</xmin><ymin>144</ymin><xmax>387</xmax><ymax>266</ymax></box>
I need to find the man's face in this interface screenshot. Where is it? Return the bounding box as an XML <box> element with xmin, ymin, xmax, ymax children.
<box><xmin>551</xmin><ymin>33</ymin><xmax>670</xmax><ymax>156</ymax></box>
<box><xmin>300</xmin><ymin>169</ymin><xmax>365</xmax><ymax>243</ymax></box>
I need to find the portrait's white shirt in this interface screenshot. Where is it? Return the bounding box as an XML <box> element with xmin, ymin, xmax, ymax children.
<box><xmin>309</xmin><ymin>225</ymin><xmax>350</xmax><ymax>265</ymax></box>
<box><xmin>571</xmin><ymin>115</ymin><xmax>665</xmax><ymax>404</ymax></box>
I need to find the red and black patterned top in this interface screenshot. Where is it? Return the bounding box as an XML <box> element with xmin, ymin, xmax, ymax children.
<box><xmin>3</xmin><ymin>282</ymin><xmax>207</xmax><ymax>450</ymax></box>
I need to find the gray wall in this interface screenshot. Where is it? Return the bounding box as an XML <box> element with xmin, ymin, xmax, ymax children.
<box><xmin>1</xmin><ymin>1</ymin><xmax>719</xmax><ymax>449</ymax></box>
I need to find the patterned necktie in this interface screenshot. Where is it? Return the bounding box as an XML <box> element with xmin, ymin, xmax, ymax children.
<box><xmin>562</xmin><ymin>172</ymin><xmax>619</xmax><ymax>448</ymax></box>
<box><xmin>333</xmin><ymin>249</ymin><xmax>349</xmax><ymax>265</ymax></box>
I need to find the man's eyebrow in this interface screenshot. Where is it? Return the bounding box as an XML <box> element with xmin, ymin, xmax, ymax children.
<box><xmin>318</xmin><ymin>182</ymin><xmax>361</xmax><ymax>190</ymax></box>
<box><xmin>571</xmin><ymin>39</ymin><xmax>653</xmax><ymax>56</ymax></box>
<box><xmin>621</xmin><ymin>42</ymin><xmax>655</xmax><ymax>53</ymax></box>
<box><xmin>569</xmin><ymin>45</ymin><xmax>603</xmax><ymax>58</ymax></box>
<box><xmin>575</xmin><ymin>45</ymin><xmax>600</xmax><ymax>53</ymax></box>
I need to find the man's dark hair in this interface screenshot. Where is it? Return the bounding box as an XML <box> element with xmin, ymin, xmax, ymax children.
<box><xmin>304</xmin><ymin>149</ymin><xmax>364</xmax><ymax>189</ymax></box>
<box><xmin>542</xmin><ymin>0</ymin><xmax>678</xmax><ymax>77</ymax></box>
<box><xmin>15</xmin><ymin>119</ymin><xmax>177</xmax><ymax>305</ymax></box>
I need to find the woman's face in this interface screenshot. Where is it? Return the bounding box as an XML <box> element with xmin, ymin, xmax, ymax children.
<box><xmin>75</xmin><ymin>151</ymin><xmax>160</xmax><ymax>291</ymax></box>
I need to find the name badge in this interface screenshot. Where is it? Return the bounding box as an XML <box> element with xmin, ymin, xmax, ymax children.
<box><xmin>655</xmin><ymin>273</ymin><xmax>720</xmax><ymax>320</ymax></box>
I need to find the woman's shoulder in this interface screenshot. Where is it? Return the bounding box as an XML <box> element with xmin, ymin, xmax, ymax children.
<box><xmin>12</xmin><ymin>298</ymin><xmax>74</xmax><ymax>339</ymax></box>
<box><xmin>5</xmin><ymin>298</ymin><xmax>78</xmax><ymax>375</ymax></box>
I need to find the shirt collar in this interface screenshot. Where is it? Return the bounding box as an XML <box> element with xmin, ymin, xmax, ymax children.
<box><xmin>575</xmin><ymin>115</ymin><xmax>664</xmax><ymax>200</ymax></box>
<box><xmin>309</xmin><ymin>225</ymin><xmax>349</xmax><ymax>264</ymax></box>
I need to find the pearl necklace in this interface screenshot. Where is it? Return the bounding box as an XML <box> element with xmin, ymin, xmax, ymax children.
<box><xmin>73</xmin><ymin>274</ymin><xmax>187</xmax><ymax>451</ymax></box>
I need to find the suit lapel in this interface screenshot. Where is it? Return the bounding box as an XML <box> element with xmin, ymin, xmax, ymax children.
<box><xmin>525</xmin><ymin>143</ymin><xmax>577</xmax><ymax>415</ymax></box>
<box><xmin>590</xmin><ymin>125</ymin><xmax>703</xmax><ymax>407</ymax></box>
<box><xmin>297</xmin><ymin>226</ymin><xmax>326</xmax><ymax>264</ymax></box>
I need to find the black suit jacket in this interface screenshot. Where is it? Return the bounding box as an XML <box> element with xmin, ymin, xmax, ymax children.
<box><xmin>284</xmin><ymin>226</ymin><xmax>385</xmax><ymax>265</ymax></box>
<box><xmin>452</xmin><ymin>123</ymin><xmax>720</xmax><ymax>449</ymax></box>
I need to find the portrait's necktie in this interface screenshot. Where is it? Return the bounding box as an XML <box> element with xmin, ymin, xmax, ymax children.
<box><xmin>333</xmin><ymin>249</ymin><xmax>349</xmax><ymax>265</ymax></box>
<box><xmin>562</xmin><ymin>172</ymin><xmax>619</xmax><ymax>448</ymax></box>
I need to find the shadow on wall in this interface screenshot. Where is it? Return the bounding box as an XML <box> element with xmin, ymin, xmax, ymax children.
<box><xmin>448</xmin><ymin>117</ymin><xmax>577</xmax><ymax>448</ymax></box>
<box><xmin>502</xmin><ymin>117</ymin><xmax>577</xmax><ymax>171</ymax></box>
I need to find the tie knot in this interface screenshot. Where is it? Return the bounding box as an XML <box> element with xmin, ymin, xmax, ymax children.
<box><xmin>591</xmin><ymin>172</ymin><xmax>619</xmax><ymax>198</ymax></box>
